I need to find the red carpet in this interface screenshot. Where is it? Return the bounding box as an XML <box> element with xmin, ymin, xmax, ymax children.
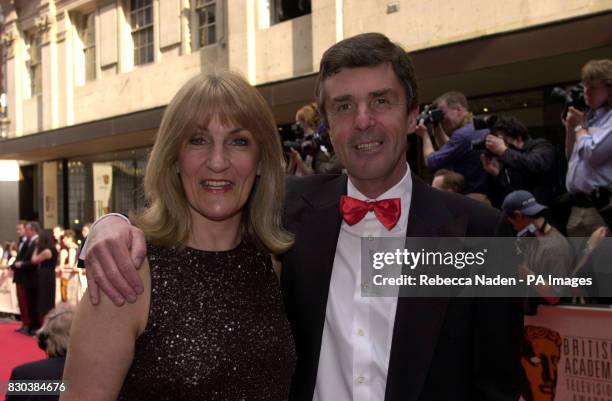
<box><xmin>0</xmin><ymin>322</ymin><xmax>46</xmax><ymax>397</ymax></box>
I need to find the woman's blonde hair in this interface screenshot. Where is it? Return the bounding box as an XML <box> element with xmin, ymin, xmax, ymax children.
<box><xmin>132</xmin><ymin>71</ymin><xmax>293</xmax><ymax>254</ymax></box>
<box><xmin>295</xmin><ymin>103</ymin><xmax>320</xmax><ymax>130</ymax></box>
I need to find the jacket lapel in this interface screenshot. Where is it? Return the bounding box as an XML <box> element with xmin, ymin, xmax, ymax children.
<box><xmin>385</xmin><ymin>174</ymin><xmax>467</xmax><ymax>401</ymax></box>
<box><xmin>299</xmin><ymin>174</ymin><xmax>347</xmax><ymax>318</ymax></box>
<box><xmin>286</xmin><ymin>174</ymin><xmax>347</xmax><ymax>397</ymax></box>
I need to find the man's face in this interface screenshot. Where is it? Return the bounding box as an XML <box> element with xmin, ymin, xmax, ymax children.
<box><xmin>507</xmin><ymin>212</ymin><xmax>531</xmax><ymax>232</ymax></box>
<box><xmin>24</xmin><ymin>224</ymin><xmax>34</xmax><ymax>239</ymax></box>
<box><xmin>437</xmin><ymin>100</ymin><xmax>464</xmax><ymax>134</ymax></box>
<box><xmin>16</xmin><ymin>224</ymin><xmax>25</xmax><ymax>237</ymax></box>
<box><xmin>584</xmin><ymin>80</ymin><xmax>611</xmax><ymax>110</ymax></box>
<box><xmin>323</xmin><ymin>63</ymin><xmax>417</xmax><ymax>198</ymax></box>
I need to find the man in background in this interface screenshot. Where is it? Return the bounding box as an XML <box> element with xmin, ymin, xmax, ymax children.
<box><xmin>564</xmin><ymin>59</ymin><xmax>612</xmax><ymax>236</ymax></box>
<box><xmin>415</xmin><ymin>91</ymin><xmax>489</xmax><ymax>194</ymax></box>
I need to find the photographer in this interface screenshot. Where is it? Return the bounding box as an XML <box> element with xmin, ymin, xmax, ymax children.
<box><xmin>414</xmin><ymin>91</ymin><xmax>488</xmax><ymax>194</ymax></box>
<box><xmin>481</xmin><ymin>116</ymin><xmax>556</xmax><ymax>208</ymax></box>
<box><xmin>286</xmin><ymin>103</ymin><xmax>343</xmax><ymax>176</ymax></box>
<box><xmin>564</xmin><ymin>59</ymin><xmax>612</xmax><ymax>236</ymax></box>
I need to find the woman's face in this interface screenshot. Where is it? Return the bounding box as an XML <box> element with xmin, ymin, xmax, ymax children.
<box><xmin>62</xmin><ymin>236</ymin><xmax>73</xmax><ymax>246</ymax></box>
<box><xmin>178</xmin><ymin>115</ymin><xmax>260</xmax><ymax>226</ymax></box>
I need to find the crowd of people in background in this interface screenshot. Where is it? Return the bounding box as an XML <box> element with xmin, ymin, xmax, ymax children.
<box><xmin>1</xmin><ymin>58</ymin><xmax>610</xmax><ymax>333</ymax></box>
<box><xmin>414</xmin><ymin>58</ymin><xmax>612</xmax><ymax>310</ymax></box>
<box><xmin>0</xmin><ymin>221</ymin><xmax>90</xmax><ymax>335</ymax></box>
<box><xmin>0</xmin><ymin>30</ymin><xmax>608</xmax><ymax>401</ymax></box>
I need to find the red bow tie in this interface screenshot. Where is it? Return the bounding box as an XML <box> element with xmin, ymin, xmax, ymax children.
<box><xmin>339</xmin><ymin>195</ymin><xmax>401</xmax><ymax>230</ymax></box>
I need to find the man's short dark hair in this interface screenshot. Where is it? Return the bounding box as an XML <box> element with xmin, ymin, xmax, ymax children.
<box><xmin>434</xmin><ymin>91</ymin><xmax>469</xmax><ymax>110</ymax></box>
<box><xmin>494</xmin><ymin>116</ymin><xmax>528</xmax><ymax>141</ymax></box>
<box><xmin>26</xmin><ymin>221</ymin><xmax>40</xmax><ymax>234</ymax></box>
<box><xmin>315</xmin><ymin>32</ymin><xmax>419</xmax><ymax>126</ymax></box>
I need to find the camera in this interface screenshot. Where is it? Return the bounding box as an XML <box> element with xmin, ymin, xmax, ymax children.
<box><xmin>471</xmin><ymin>138</ymin><xmax>487</xmax><ymax>151</ymax></box>
<box><xmin>551</xmin><ymin>84</ymin><xmax>586</xmax><ymax>117</ymax></box>
<box><xmin>291</xmin><ymin>122</ymin><xmax>304</xmax><ymax>138</ymax></box>
<box><xmin>470</xmin><ymin>114</ymin><xmax>497</xmax><ymax>151</ymax></box>
<box><xmin>418</xmin><ymin>105</ymin><xmax>444</xmax><ymax>126</ymax></box>
<box><xmin>473</xmin><ymin>114</ymin><xmax>498</xmax><ymax>131</ymax></box>
<box><xmin>282</xmin><ymin>133</ymin><xmax>323</xmax><ymax>157</ymax></box>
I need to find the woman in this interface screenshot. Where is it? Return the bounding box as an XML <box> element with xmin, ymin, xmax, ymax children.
<box><xmin>57</xmin><ymin>230</ymin><xmax>80</xmax><ymax>303</ymax></box>
<box><xmin>30</xmin><ymin>229</ymin><xmax>58</xmax><ymax>323</ymax></box>
<box><xmin>286</xmin><ymin>103</ymin><xmax>319</xmax><ymax>176</ymax></box>
<box><xmin>62</xmin><ymin>71</ymin><xmax>296</xmax><ymax>401</ymax></box>
<box><xmin>287</xmin><ymin>102</ymin><xmax>342</xmax><ymax>175</ymax></box>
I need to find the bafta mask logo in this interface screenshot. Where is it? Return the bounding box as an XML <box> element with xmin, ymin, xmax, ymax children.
<box><xmin>103</xmin><ymin>174</ymin><xmax>110</xmax><ymax>185</ymax></box>
<box><xmin>521</xmin><ymin>325</ymin><xmax>562</xmax><ymax>401</ymax></box>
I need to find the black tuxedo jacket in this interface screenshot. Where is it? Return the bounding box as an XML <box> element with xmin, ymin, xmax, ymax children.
<box><xmin>281</xmin><ymin>173</ymin><xmax>523</xmax><ymax>401</ymax></box>
<box><xmin>11</xmin><ymin>238</ymin><xmax>38</xmax><ymax>288</ymax></box>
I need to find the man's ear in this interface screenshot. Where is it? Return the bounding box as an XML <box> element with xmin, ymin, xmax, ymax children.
<box><xmin>407</xmin><ymin>108</ymin><xmax>419</xmax><ymax>133</ymax></box>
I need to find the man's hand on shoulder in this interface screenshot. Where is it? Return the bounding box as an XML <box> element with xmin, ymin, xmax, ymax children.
<box><xmin>84</xmin><ymin>215</ymin><xmax>147</xmax><ymax>306</ymax></box>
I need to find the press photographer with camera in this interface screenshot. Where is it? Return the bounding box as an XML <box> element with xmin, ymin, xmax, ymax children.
<box><xmin>285</xmin><ymin>103</ymin><xmax>319</xmax><ymax>176</ymax></box>
<box><xmin>414</xmin><ymin>91</ymin><xmax>489</xmax><ymax>194</ymax></box>
<box><xmin>285</xmin><ymin>103</ymin><xmax>343</xmax><ymax>176</ymax></box>
<box><xmin>480</xmin><ymin>116</ymin><xmax>557</xmax><ymax>208</ymax></box>
<box><xmin>563</xmin><ymin>59</ymin><xmax>612</xmax><ymax>236</ymax></box>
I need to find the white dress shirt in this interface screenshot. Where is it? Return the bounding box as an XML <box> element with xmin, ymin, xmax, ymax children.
<box><xmin>313</xmin><ymin>165</ymin><xmax>412</xmax><ymax>401</ymax></box>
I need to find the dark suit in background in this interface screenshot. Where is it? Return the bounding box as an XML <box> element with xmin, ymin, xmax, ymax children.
<box><xmin>16</xmin><ymin>238</ymin><xmax>40</xmax><ymax>330</ymax></box>
<box><xmin>11</xmin><ymin>237</ymin><xmax>33</xmax><ymax>329</ymax></box>
<box><xmin>281</xmin><ymin>173</ymin><xmax>523</xmax><ymax>401</ymax></box>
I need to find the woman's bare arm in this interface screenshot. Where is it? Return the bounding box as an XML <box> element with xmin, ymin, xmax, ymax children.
<box><xmin>60</xmin><ymin>260</ymin><xmax>151</xmax><ymax>401</ymax></box>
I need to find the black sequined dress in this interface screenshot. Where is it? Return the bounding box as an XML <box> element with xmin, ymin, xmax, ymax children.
<box><xmin>118</xmin><ymin>241</ymin><xmax>296</xmax><ymax>401</ymax></box>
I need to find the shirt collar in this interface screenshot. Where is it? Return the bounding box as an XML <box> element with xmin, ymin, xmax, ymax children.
<box><xmin>588</xmin><ymin>105</ymin><xmax>611</xmax><ymax>124</ymax></box>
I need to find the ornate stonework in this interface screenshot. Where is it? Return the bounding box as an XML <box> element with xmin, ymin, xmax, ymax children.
<box><xmin>35</xmin><ymin>15</ymin><xmax>51</xmax><ymax>32</ymax></box>
<box><xmin>1</xmin><ymin>31</ymin><xmax>16</xmax><ymax>58</ymax></box>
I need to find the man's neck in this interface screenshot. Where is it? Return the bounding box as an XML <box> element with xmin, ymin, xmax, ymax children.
<box><xmin>348</xmin><ymin>164</ymin><xmax>408</xmax><ymax>199</ymax></box>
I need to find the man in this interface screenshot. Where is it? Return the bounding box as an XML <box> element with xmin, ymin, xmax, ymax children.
<box><xmin>564</xmin><ymin>59</ymin><xmax>612</xmax><ymax>236</ymax></box>
<box><xmin>502</xmin><ymin>190</ymin><xmax>573</xmax><ymax>311</ymax></box>
<box><xmin>83</xmin><ymin>33</ymin><xmax>522</xmax><ymax>401</ymax></box>
<box><xmin>415</xmin><ymin>91</ymin><xmax>489</xmax><ymax>194</ymax></box>
<box><xmin>482</xmin><ymin>116</ymin><xmax>557</xmax><ymax>208</ymax></box>
<box><xmin>11</xmin><ymin>221</ymin><xmax>30</xmax><ymax>334</ymax></box>
<box><xmin>431</xmin><ymin>169</ymin><xmax>464</xmax><ymax>193</ymax></box>
<box><xmin>11</xmin><ymin>221</ymin><xmax>41</xmax><ymax>335</ymax></box>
